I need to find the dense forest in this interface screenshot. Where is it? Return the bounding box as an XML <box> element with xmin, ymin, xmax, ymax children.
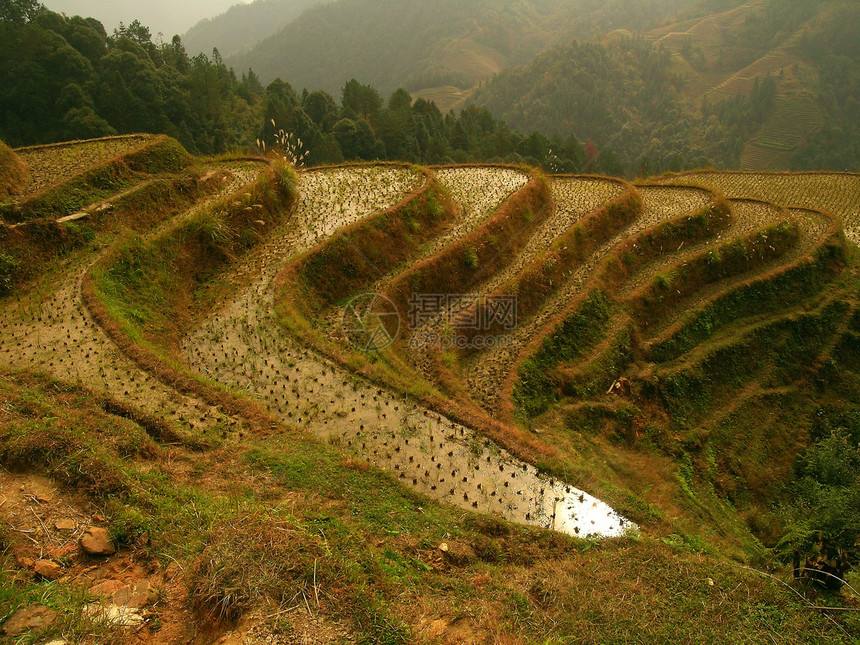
<box><xmin>0</xmin><ymin>2</ymin><xmax>612</xmax><ymax>173</ymax></box>
<box><xmin>1</xmin><ymin>0</ymin><xmax>858</xmax><ymax>175</ymax></box>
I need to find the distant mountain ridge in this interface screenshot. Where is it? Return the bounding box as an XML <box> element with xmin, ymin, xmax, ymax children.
<box><xmin>182</xmin><ymin>0</ymin><xmax>325</xmax><ymax>58</ymax></box>
<box><xmin>225</xmin><ymin>0</ymin><xmax>713</xmax><ymax>96</ymax></box>
<box><xmin>470</xmin><ymin>0</ymin><xmax>859</xmax><ymax>172</ymax></box>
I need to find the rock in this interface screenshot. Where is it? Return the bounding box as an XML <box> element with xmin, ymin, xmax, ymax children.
<box><xmin>15</xmin><ymin>555</ymin><xmax>34</xmax><ymax>569</ymax></box>
<box><xmin>438</xmin><ymin>540</ymin><xmax>476</xmax><ymax>567</ymax></box>
<box><xmin>0</xmin><ymin>604</ymin><xmax>58</xmax><ymax>635</ymax></box>
<box><xmin>80</xmin><ymin>527</ymin><xmax>115</xmax><ymax>556</ymax></box>
<box><xmin>45</xmin><ymin>640</ymin><xmax>68</xmax><ymax>645</ymax></box>
<box><xmin>113</xmin><ymin>581</ymin><xmax>155</xmax><ymax>608</ymax></box>
<box><xmin>34</xmin><ymin>560</ymin><xmax>62</xmax><ymax>580</ymax></box>
<box><xmin>54</xmin><ymin>518</ymin><xmax>75</xmax><ymax>531</ymax></box>
<box><xmin>85</xmin><ymin>603</ymin><xmax>144</xmax><ymax>627</ymax></box>
<box><xmin>89</xmin><ymin>579</ymin><xmax>124</xmax><ymax>597</ymax></box>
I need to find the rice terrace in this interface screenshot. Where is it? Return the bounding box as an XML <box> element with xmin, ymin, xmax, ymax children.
<box><xmin>0</xmin><ymin>127</ymin><xmax>858</xmax><ymax>643</ymax></box>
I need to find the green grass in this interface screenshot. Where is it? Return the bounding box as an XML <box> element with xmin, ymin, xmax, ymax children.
<box><xmin>513</xmin><ymin>289</ymin><xmax>614</xmax><ymax>419</ymax></box>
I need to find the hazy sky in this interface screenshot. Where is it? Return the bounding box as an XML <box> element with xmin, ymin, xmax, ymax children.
<box><xmin>40</xmin><ymin>1</ymin><xmax>252</xmax><ymax>38</ymax></box>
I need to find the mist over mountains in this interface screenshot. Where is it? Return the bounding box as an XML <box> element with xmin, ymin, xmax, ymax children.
<box><xmin>40</xmin><ymin>0</ymin><xmax>244</xmax><ymax>38</ymax></box>
<box><xmin>3</xmin><ymin>0</ymin><xmax>858</xmax><ymax>173</ymax></box>
<box><xmin>181</xmin><ymin>0</ymin><xmax>325</xmax><ymax>58</ymax></box>
<box><xmin>225</xmin><ymin>0</ymin><xmax>706</xmax><ymax>95</ymax></box>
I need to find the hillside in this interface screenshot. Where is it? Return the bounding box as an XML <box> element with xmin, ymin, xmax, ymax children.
<box><xmin>227</xmin><ymin>0</ymin><xmax>718</xmax><ymax>97</ymax></box>
<box><xmin>0</xmin><ymin>7</ymin><xmax>572</xmax><ymax>171</ymax></box>
<box><xmin>0</xmin><ymin>140</ymin><xmax>28</xmax><ymax>200</ymax></box>
<box><xmin>471</xmin><ymin>0</ymin><xmax>860</xmax><ymax>172</ymax></box>
<box><xmin>1</xmin><ymin>134</ymin><xmax>858</xmax><ymax>642</ymax></box>
<box><xmin>181</xmin><ymin>0</ymin><xmax>325</xmax><ymax>58</ymax></box>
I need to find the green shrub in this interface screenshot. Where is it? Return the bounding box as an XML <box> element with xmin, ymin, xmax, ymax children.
<box><xmin>463</xmin><ymin>245</ymin><xmax>479</xmax><ymax>269</ymax></box>
<box><xmin>0</xmin><ymin>251</ymin><xmax>20</xmax><ymax>294</ymax></box>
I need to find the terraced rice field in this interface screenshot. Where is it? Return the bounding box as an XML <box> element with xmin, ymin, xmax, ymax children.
<box><xmin>0</xmin><ymin>161</ymin><xmax>261</xmax><ymax>440</ymax></box>
<box><xmin>469</xmin><ymin>177</ymin><xmax>624</xmax><ymax>296</ymax></box>
<box><xmin>706</xmin><ymin>48</ymin><xmax>797</xmax><ymax>102</ymax></box>
<box><xmin>463</xmin><ymin>183</ymin><xmax>714</xmax><ymax>407</ymax></box>
<box><xmin>646</xmin><ymin>200</ymin><xmax>830</xmax><ymax>338</ymax></box>
<box><xmin>4</xmin><ymin>137</ymin><xmax>856</xmax><ymax>552</ymax></box>
<box><xmin>427</xmin><ymin>166</ymin><xmax>528</xmax><ymax>255</ymax></box>
<box><xmin>183</xmin><ymin>164</ymin><xmax>632</xmax><ymax>538</ymax></box>
<box><xmin>656</xmin><ymin>171</ymin><xmax>860</xmax><ymax>245</ymax></box>
<box><xmin>14</xmin><ymin>135</ymin><xmax>155</xmax><ymax>195</ymax></box>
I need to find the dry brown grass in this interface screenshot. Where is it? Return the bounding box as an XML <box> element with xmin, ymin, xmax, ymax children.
<box><xmin>190</xmin><ymin>512</ymin><xmax>324</xmax><ymax>623</ymax></box>
<box><xmin>0</xmin><ymin>139</ymin><xmax>28</xmax><ymax>201</ymax></box>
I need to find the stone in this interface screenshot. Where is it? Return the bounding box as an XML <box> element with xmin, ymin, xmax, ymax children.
<box><xmin>15</xmin><ymin>555</ymin><xmax>34</xmax><ymax>569</ymax></box>
<box><xmin>34</xmin><ymin>559</ymin><xmax>62</xmax><ymax>580</ymax></box>
<box><xmin>47</xmin><ymin>544</ymin><xmax>77</xmax><ymax>559</ymax></box>
<box><xmin>54</xmin><ymin>518</ymin><xmax>75</xmax><ymax>531</ymax></box>
<box><xmin>79</xmin><ymin>527</ymin><xmax>115</xmax><ymax>556</ymax></box>
<box><xmin>85</xmin><ymin>603</ymin><xmax>144</xmax><ymax>627</ymax></box>
<box><xmin>89</xmin><ymin>579</ymin><xmax>124</xmax><ymax>597</ymax></box>
<box><xmin>114</xmin><ymin>581</ymin><xmax>154</xmax><ymax>608</ymax></box>
<box><xmin>0</xmin><ymin>604</ymin><xmax>58</xmax><ymax>635</ymax></box>
<box><xmin>438</xmin><ymin>540</ymin><xmax>476</xmax><ymax>566</ymax></box>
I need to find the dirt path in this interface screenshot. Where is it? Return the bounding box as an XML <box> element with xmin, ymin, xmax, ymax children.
<box><xmin>183</xmin><ymin>167</ymin><xmax>633</xmax><ymax>539</ymax></box>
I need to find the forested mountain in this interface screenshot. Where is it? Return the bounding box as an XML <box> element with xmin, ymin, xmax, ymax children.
<box><xmin>0</xmin><ymin>3</ymin><xmax>601</xmax><ymax>172</ymax></box>
<box><xmin>182</xmin><ymin>0</ymin><xmax>325</xmax><ymax>59</ymax></box>
<box><xmin>471</xmin><ymin>0</ymin><xmax>860</xmax><ymax>172</ymax></box>
<box><xmin>2</xmin><ymin>0</ymin><xmax>856</xmax><ymax>175</ymax></box>
<box><xmin>227</xmin><ymin>0</ymin><xmax>723</xmax><ymax>96</ymax></box>
<box><xmin>0</xmin><ymin>8</ymin><xmax>260</xmax><ymax>154</ymax></box>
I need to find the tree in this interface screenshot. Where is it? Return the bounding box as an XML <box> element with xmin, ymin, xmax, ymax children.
<box><xmin>0</xmin><ymin>0</ymin><xmax>43</xmax><ymax>24</ymax></box>
<box><xmin>333</xmin><ymin>118</ymin><xmax>381</xmax><ymax>161</ymax></box>
<box><xmin>778</xmin><ymin>430</ymin><xmax>860</xmax><ymax>589</ymax></box>
<box><xmin>303</xmin><ymin>90</ymin><xmax>339</xmax><ymax>131</ymax></box>
<box><xmin>341</xmin><ymin>79</ymin><xmax>382</xmax><ymax>124</ymax></box>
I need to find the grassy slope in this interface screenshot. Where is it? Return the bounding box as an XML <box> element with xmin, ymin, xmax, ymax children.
<box><xmin>0</xmin><ymin>369</ymin><xmax>852</xmax><ymax>644</ymax></box>
<box><xmin>4</xmin><ymin>140</ymin><xmax>860</xmax><ymax>641</ymax></box>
